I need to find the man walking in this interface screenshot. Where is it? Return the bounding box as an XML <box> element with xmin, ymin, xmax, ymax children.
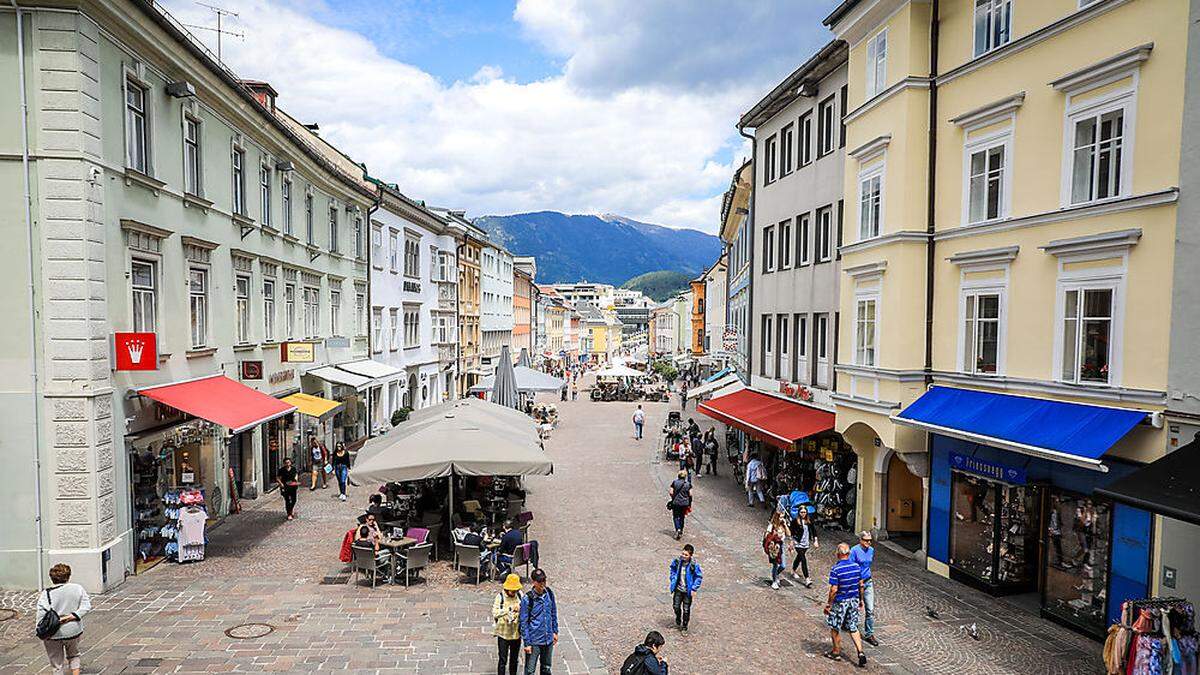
<box><xmin>622</xmin><ymin>631</ymin><xmax>669</xmax><ymax>674</ymax></box>
<box><xmin>824</xmin><ymin>543</ymin><xmax>867</xmax><ymax>667</ymax></box>
<box><xmin>849</xmin><ymin>531</ymin><xmax>879</xmax><ymax>646</ymax></box>
<box><xmin>745</xmin><ymin>454</ymin><xmax>766</xmax><ymax>508</ymax></box>
<box><xmin>519</xmin><ymin>568</ymin><xmax>558</xmax><ymax>674</ymax></box>
<box><xmin>679</xmin><ymin>384</ymin><xmax>688</xmax><ymax>410</ymax></box>
<box><xmin>668</xmin><ymin>544</ymin><xmax>702</xmax><ymax>632</ymax></box>
<box><xmin>702</xmin><ymin>429</ymin><xmax>718</xmax><ymax>476</ymax></box>
<box><xmin>275</xmin><ymin>457</ymin><xmax>300</xmax><ymax>520</ymax></box>
<box><xmin>668</xmin><ymin>471</ymin><xmax>692</xmax><ymax>540</ymax></box>
<box><xmin>633</xmin><ymin>405</ymin><xmax>645</xmax><ymax>440</ymax></box>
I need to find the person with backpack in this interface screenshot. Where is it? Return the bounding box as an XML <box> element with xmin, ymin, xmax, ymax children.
<box><xmin>519</xmin><ymin>568</ymin><xmax>558</xmax><ymax>674</ymax></box>
<box><xmin>745</xmin><ymin>454</ymin><xmax>766</xmax><ymax>508</ymax></box>
<box><xmin>632</xmin><ymin>405</ymin><xmax>645</xmax><ymax>440</ymax></box>
<box><xmin>668</xmin><ymin>543</ymin><xmax>702</xmax><ymax>632</ymax></box>
<box><xmin>36</xmin><ymin>563</ymin><xmax>91</xmax><ymax>675</ymax></box>
<box><xmin>621</xmin><ymin>631</ymin><xmax>669</xmax><ymax>674</ymax></box>
<box><xmin>494</xmin><ymin>574</ymin><xmax>524</xmax><ymax>675</ymax></box>
<box><xmin>702</xmin><ymin>429</ymin><xmax>719</xmax><ymax>476</ymax></box>
<box><xmin>764</xmin><ymin>510</ymin><xmax>791</xmax><ymax>589</ymax></box>
<box><xmin>667</xmin><ymin>471</ymin><xmax>692</xmax><ymax>540</ymax></box>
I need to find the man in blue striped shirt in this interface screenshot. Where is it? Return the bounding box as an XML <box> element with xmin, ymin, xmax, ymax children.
<box><xmin>824</xmin><ymin>543</ymin><xmax>866</xmax><ymax>667</ymax></box>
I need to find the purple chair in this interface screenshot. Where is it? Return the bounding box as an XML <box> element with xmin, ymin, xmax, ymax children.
<box><xmin>405</xmin><ymin>527</ymin><xmax>430</xmax><ymax>545</ymax></box>
<box><xmin>512</xmin><ymin>543</ymin><xmax>534</xmax><ymax>579</ymax></box>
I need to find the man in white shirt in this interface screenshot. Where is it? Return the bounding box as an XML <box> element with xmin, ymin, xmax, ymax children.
<box><xmin>745</xmin><ymin>454</ymin><xmax>766</xmax><ymax>508</ymax></box>
<box><xmin>632</xmin><ymin>405</ymin><xmax>646</xmax><ymax>440</ymax></box>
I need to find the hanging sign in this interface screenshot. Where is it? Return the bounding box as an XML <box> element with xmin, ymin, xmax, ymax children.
<box><xmin>114</xmin><ymin>332</ymin><xmax>157</xmax><ymax>371</ymax></box>
<box><xmin>280</xmin><ymin>342</ymin><xmax>315</xmax><ymax>363</ymax></box>
<box><xmin>949</xmin><ymin>451</ymin><xmax>1027</xmax><ymax>485</ymax></box>
<box><xmin>240</xmin><ymin>360</ymin><xmax>264</xmax><ymax>380</ymax></box>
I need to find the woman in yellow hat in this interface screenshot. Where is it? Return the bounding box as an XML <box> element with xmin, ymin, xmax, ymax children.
<box><xmin>493</xmin><ymin>573</ymin><xmax>523</xmax><ymax>674</ymax></box>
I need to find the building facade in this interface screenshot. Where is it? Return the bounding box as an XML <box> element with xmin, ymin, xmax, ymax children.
<box><xmin>689</xmin><ymin>278</ymin><xmax>706</xmax><ymax>355</ymax></box>
<box><xmin>701</xmin><ymin>254</ymin><xmax>728</xmax><ymax>360</ymax></box>
<box><xmin>479</xmin><ymin>241</ymin><xmax>513</xmax><ymax>372</ymax></box>
<box><xmin>436</xmin><ymin>209</ymin><xmax>482</xmax><ymax>394</ymax></box>
<box><xmin>512</xmin><ymin>259</ymin><xmax>534</xmax><ymax>356</ymax></box>
<box><xmin>721</xmin><ymin>161</ymin><xmax>754</xmax><ymax>381</ymax></box>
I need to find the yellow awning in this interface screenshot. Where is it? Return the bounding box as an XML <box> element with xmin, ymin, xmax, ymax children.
<box><xmin>281</xmin><ymin>393</ymin><xmax>343</xmax><ymax>418</ymax></box>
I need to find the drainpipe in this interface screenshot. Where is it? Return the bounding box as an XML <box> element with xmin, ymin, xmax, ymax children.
<box><xmin>738</xmin><ymin>125</ymin><xmax>757</xmax><ymax>386</ymax></box>
<box><xmin>364</xmin><ymin>188</ymin><xmax>381</xmax><ymax>433</ymax></box>
<box><xmin>13</xmin><ymin>0</ymin><xmax>46</xmax><ymax>590</ymax></box>
<box><xmin>923</xmin><ymin>0</ymin><xmax>940</xmax><ymax>386</ymax></box>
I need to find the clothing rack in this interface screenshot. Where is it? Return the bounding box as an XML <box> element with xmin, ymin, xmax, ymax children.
<box><xmin>1131</xmin><ymin>597</ymin><xmax>1189</xmax><ymax>609</ymax></box>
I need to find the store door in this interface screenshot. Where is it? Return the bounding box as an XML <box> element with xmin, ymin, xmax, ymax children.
<box><xmin>885</xmin><ymin>453</ymin><xmax>923</xmax><ymax>551</ymax></box>
<box><xmin>948</xmin><ymin>472</ymin><xmax>1042</xmax><ymax>593</ymax></box>
<box><xmin>228</xmin><ymin>431</ymin><xmax>254</xmax><ymax>499</ymax></box>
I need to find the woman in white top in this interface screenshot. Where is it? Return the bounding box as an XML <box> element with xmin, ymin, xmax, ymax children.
<box><xmin>36</xmin><ymin>563</ymin><xmax>92</xmax><ymax>675</ymax></box>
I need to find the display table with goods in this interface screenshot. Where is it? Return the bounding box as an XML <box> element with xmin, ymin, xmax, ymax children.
<box><xmin>767</xmin><ymin>435</ymin><xmax>857</xmax><ymax>532</ymax></box>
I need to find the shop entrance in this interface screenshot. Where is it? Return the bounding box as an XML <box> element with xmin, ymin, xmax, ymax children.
<box><xmin>885</xmin><ymin>453</ymin><xmax>923</xmax><ymax>552</ymax></box>
<box><xmin>949</xmin><ymin>472</ymin><xmax>1042</xmax><ymax>593</ymax></box>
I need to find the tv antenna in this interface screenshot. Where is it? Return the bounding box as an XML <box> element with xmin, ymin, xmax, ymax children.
<box><xmin>183</xmin><ymin>1</ymin><xmax>244</xmax><ymax>64</ymax></box>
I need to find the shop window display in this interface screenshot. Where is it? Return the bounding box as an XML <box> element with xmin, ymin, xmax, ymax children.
<box><xmin>948</xmin><ymin>472</ymin><xmax>1039</xmax><ymax>590</ymax></box>
<box><xmin>1043</xmin><ymin>492</ymin><xmax>1111</xmax><ymax>636</ymax></box>
<box><xmin>768</xmin><ymin>434</ymin><xmax>856</xmax><ymax>532</ymax></box>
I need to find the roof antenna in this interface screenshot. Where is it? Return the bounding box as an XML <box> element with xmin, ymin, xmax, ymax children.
<box><xmin>184</xmin><ymin>1</ymin><xmax>245</xmax><ymax>65</ymax></box>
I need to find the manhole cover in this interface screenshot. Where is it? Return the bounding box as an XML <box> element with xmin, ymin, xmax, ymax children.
<box><xmin>0</xmin><ymin>609</ymin><xmax>17</xmax><ymax>622</ymax></box>
<box><xmin>223</xmin><ymin>623</ymin><xmax>275</xmax><ymax>640</ymax></box>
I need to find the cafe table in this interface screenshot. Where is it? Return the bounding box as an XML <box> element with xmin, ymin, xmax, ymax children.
<box><xmin>379</xmin><ymin>536</ymin><xmax>418</xmax><ymax>583</ymax></box>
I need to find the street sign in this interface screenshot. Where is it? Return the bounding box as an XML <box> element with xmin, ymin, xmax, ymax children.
<box><xmin>280</xmin><ymin>342</ymin><xmax>315</xmax><ymax>363</ymax></box>
<box><xmin>114</xmin><ymin>332</ymin><xmax>157</xmax><ymax>371</ymax></box>
<box><xmin>240</xmin><ymin>360</ymin><xmax>263</xmax><ymax>380</ymax></box>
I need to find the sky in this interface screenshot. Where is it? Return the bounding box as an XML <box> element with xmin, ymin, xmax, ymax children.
<box><xmin>164</xmin><ymin>0</ymin><xmax>839</xmax><ymax>233</ymax></box>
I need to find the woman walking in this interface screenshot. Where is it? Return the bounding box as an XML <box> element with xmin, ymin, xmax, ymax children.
<box><xmin>668</xmin><ymin>470</ymin><xmax>693</xmax><ymax>540</ymax></box>
<box><xmin>331</xmin><ymin>442</ymin><xmax>351</xmax><ymax>501</ymax></box>
<box><xmin>790</xmin><ymin>507</ymin><xmax>820</xmax><ymax>587</ymax></box>
<box><xmin>36</xmin><ymin>563</ymin><xmax>91</xmax><ymax>675</ymax></box>
<box><xmin>764</xmin><ymin>511</ymin><xmax>790</xmax><ymax>590</ymax></box>
<box><xmin>493</xmin><ymin>574</ymin><xmax>523</xmax><ymax>674</ymax></box>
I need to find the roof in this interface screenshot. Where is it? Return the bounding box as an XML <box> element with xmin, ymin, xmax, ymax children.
<box><xmin>823</xmin><ymin>0</ymin><xmax>864</xmax><ymax>27</ymax></box>
<box><xmin>719</xmin><ymin>160</ymin><xmax>753</xmax><ymax>242</ymax></box>
<box><xmin>368</xmin><ymin>177</ymin><xmax>450</xmax><ymax>233</ymax></box>
<box><xmin>739</xmin><ymin>40</ymin><xmax>848</xmax><ymax>129</ymax></box>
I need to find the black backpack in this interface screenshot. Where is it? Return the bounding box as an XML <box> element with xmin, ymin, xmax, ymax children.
<box><xmin>620</xmin><ymin>649</ymin><xmax>650</xmax><ymax>675</ymax></box>
<box><xmin>35</xmin><ymin>588</ymin><xmax>61</xmax><ymax>639</ymax></box>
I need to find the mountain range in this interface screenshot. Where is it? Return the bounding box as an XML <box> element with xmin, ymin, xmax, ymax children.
<box><xmin>472</xmin><ymin>211</ymin><xmax>722</xmax><ymax>286</ymax></box>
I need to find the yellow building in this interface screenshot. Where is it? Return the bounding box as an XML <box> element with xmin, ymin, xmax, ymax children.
<box><xmin>449</xmin><ymin>214</ymin><xmax>483</xmax><ymax>393</ymax></box>
<box><xmin>826</xmin><ymin>0</ymin><xmax>1189</xmax><ymax>636</ymax></box>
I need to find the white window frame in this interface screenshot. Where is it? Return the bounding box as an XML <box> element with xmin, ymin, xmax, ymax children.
<box><xmin>403</xmin><ymin>233</ymin><xmax>421</xmax><ymax>279</ymax></box>
<box><xmin>1062</xmin><ymin>89</ymin><xmax>1135</xmax><ymax>207</ymax></box>
<box><xmin>1053</xmin><ymin>266</ymin><xmax>1125</xmax><ymax>387</ymax></box>
<box><xmin>852</xmin><ymin>297</ymin><xmax>876</xmax><ymax>368</ymax></box>
<box><xmin>188</xmin><ymin>266</ymin><xmax>209</xmax><ymax>349</ymax></box>
<box><xmin>303</xmin><ymin>286</ymin><xmax>320</xmax><ymax>339</ymax></box>
<box><xmin>779</xmin><ymin>219</ymin><xmax>792</xmax><ymax>270</ymax></box>
<box><xmin>857</xmin><ymin>163</ymin><xmax>884</xmax><ymax>241</ymax></box>
<box><xmin>962</xmin><ymin>129</ymin><xmax>1013</xmax><ymax>225</ymax></box>
<box><xmin>957</xmin><ymin>276</ymin><xmax>1007</xmax><ymax>376</ymax></box>
<box><xmin>305</xmin><ymin>191</ymin><xmax>315</xmax><ymax>244</ymax></box>
<box><xmin>389</xmin><ymin>230</ymin><xmax>400</xmax><ymax>273</ymax></box>
<box><xmin>130</xmin><ymin>258</ymin><xmax>157</xmax><ymax>334</ymax></box>
<box><xmin>124</xmin><ymin>73</ymin><xmax>151</xmax><ymax>174</ymax></box>
<box><xmin>780</xmin><ymin>123</ymin><xmax>794</xmax><ymax>176</ymax></box>
<box><xmin>404</xmin><ymin>307</ymin><xmax>420</xmax><ymax>349</ymax></box>
<box><xmin>372</xmin><ymin>307</ymin><xmax>383</xmax><ymax>352</ymax></box>
<box><xmin>797</xmin><ymin>213</ymin><xmax>811</xmax><ymax>266</ymax></box>
<box><xmin>371</xmin><ymin>223</ymin><xmax>384</xmax><ymax>269</ymax></box>
<box><xmin>764</xmin><ymin>135</ymin><xmax>778</xmax><ymax>184</ymax></box>
<box><xmin>354</xmin><ymin>216</ymin><xmax>364</xmax><ymax>259</ymax></box>
<box><xmin>356</xmin><ymin>291</ymin><xmax>366</xmax><ymax>337</ymax></box>
<box><xmin>234</xmin><ymin>274</ymin><xmax>252</xmax><ymax>344</ymax></box>
<box><xmin>799</xmin><ymin>111</ymin><xmax>813</xmax><ymax>167</ymax></box>
<box><xmin>263</xmin><ymin>278</ymin><xmax>276</xmax><ymax>342</ymax></box>
<box><xmin>795</xmin><ymin>314</ymin><xmax>808</xmax><ymax>384</ymax></box>
<box><xmin>817</xmin><ymin>95</ymin><xmax>837</xmax><ymax>157</ymax></box>
<box><xmin>280</xmin><ymin>177</ymin><xmax>293</xmax><ymax>235</ymax></box>
<box><xmin>389</xmin><ymin>308</ymin><xmax>400</xmax><ymax>351</ymax></box>
<box><xmin>815</xmin><ymin>313</ymin><xmax>831</xmax><ymax>387</ymax></box>
<box><xmin>328</xmin><ymin>204</ymin><xmax>339</xmax><ymax>254</ymax></box>
<box><xmin>816</xmin><ymin>205</ymin><xmax>834</xmax><ymax>262</ymax></box>
<box><xmin>182</xmin><ymin>115</ymin><xmax>202</xmax><ymax>196</ymax></box>
<box><xmin>762</xmin><ymin>226</ymin><xmax>776</xmax><ymax>273</ymax></box>
<box><xmin>259</xmin><ymin>163</ymin><xmax>272</xmax><ymax>228</ymax></box>
<box><xmin>231</xmin><ymin>146</ymin><xmax>247</xmax><ymax>216</ymax></box>
<box><xmin>973</xmin><ymin>0</ymin><xmax>1012</xmax><ymax>57</ymax></box>
<box><xmin>865</xmin><ymin>30</ymin><xmax>888</xmax><ymax>98</ymax></box>
<box><xmin>284</xmin><ymin>283</ymin><xmax>297</xmax><ymax>340</ymax></box>
<box><xmin>329</xmin><ymin>289</ymin><xmax>341</xmax><ymax>336</ymax></box>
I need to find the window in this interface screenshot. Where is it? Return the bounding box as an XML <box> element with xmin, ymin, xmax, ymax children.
<box><xmin>866</xmin><ymin>30</ymin><xmax>888</xmax><ymax>98</ymax></box>
<box><xmin>818</xmin><ymin>96</ymin><xmax>837</xmax><ymax>157</ymax></box>
<box><xmin>131</xmin><ymin>259</ymin><xmax>156</xmax><ymax>333</ymax></box>
<box><xmin>974</xmin><ymin>0</ymin><xmax>1012</xmax><ymax>57</ymax></box>
<box><xmin>967</xmin><ymin>142</ymin><xmax>1006</xmax><ymax>223</ymax></box>
<box><xmin>125</xmin><ymin>78</ymin><xmax>149</xmax><ymax>173</ymax></box>
<box><xmin>183</xmin><ymin>117</ymin><xmax>201</xmax><ymax>195</ymax></box>
<box><xmin>1070</xmin><ymin>108</ymin><xmax>1125</xmax><ymax>204</ymax></box>
<box><xmin>404</xmin><ymin>235</ymin><xmax>420</xmax><ymax>278</ymax></box>
<box><xmin>780</xmin><ymin>123</ymin><xmax>795</xmax><ymax>176</ymax></box>
<box><xmin>263</xmin><ymin>279</ymin><xmax>276</xmax><ymax>342</ymax></box>
<box><xmin>1061</xmin><ymin>287</ymin><xmax>1113</xmax><ymax>384</ymax></box>
<box><xmin>797</xmin><ymin>213</ymin><xmax>811</xmax><ymax>265</ymax></box>
<box><xmin>259</xmin><ymin>164</ymin><xmax>272</xmax><ymax>227</ymax></box>
<box><xmin>372</xmin><ymin>307</ymin><xmax>383</xmax><ymax>351</ymax></box>
<box><xmin>858</xmin><ymin>169</ymin><xmax>882</xmax><ymax>240</ymax></box>
<box><xmin>281</xmin><ymin>178</ymin><xmax>292</xmax><ymax>235</ymax></box>
<box><xmin>855</xmin><ymin>299</ymin><xmax>876</xmax><ymax>366</ymax></box>
<box><xmin>764</xmin><ymin>135</ymin><xmax>778</xmax><ymax>184</ymax></box>
<box><xmin>354</xmin><ymin>216</ymin><xmax>364</xmax><ymax>259</ymax></box>
<box><xmin>778</xmin><ymin>314</ymin><xmax>790</xmax><ymax>371</ymax></box>
<box><xmin>330</xmin><ymin>289</ymin><xmax>341</xmax><ymax>336</ymax></box>
<box><xmin>305</xmin><ymin>192</ymin><xmax>315</xmax><ymax>244</ymax></box>
<box><xmin>962</xmin><ymin>291</ymin><xmax>1000</xmax><ymax>374</ymax></box>
<box><xmin>794</xmin><ymin>314</ymin><xmax>808</xmax><ymax>382</ymax></box>
<box><xmin>389</xmin><ymin>231</ymin><xmax>400</xmax><ymax>273</ymax></box>
<box><xmin>816</xmin><ymin>206</ymin><xmax>834</xmax><ymax>262</ymax></box>
<box><xmin>188</xmin><ymin>267</ymin><xmax>208</xmax><ymax>349</ymax></box>
<box><xmin>815</xmin><ymin>313</ymin><xmax>830</xmax><ymax>386</ymax></box>
<box><xmin>779</xmin><ymin>219</ymin><xmax>792</xmax><ymax>270</ymax></box>
<box><xmin>303</xmin><ymin>287</ymin><xmax>319</xmax><ymax>339</ymax></box>
<box><xmin>389</xmin><ymin>308</ymin><xmax>400</xmax><ymax>350</ymax></box>
<box><xmin>371</xmin><ymin>224</ymin><xmax>383</xmax><ymax>267</ymax></box>
<box><xmin>355</xmin><ymin>291</ymin><xmax>366</xmax><ymax>336</ymax></box>
<box><xmin>762</xmin><ymin>226</ymin><xmax>776</xmax><ymax>273</ymax></box>
<box><xmin>234</xmin><ymin>274</ymin><xmax>251</xmax><ymax>343</ymax></box>
<box><xmin>231</xmin><ymin>148</ymin><xmax>246</xmax><ymax>215</ymax></box>
<box><xmin>799</xmin><ymin>111</ymin><xmax>813</xmax><ymax>166</ymax></box>
<box><xmin>285</xmin><ymin>284</ymin><xmax>296</xmax><ymax>339</ymax></box>
<box><xmin>404</xmin><ymin>308</ymin><xmax>420</xmax><ymax>348</ymax></box>
<box><xmin>839</xmin><ymin>85</ymin><xmax>848</xmax><ymax>148</ymax></box>
<box><xmin>760</xmin><ymin>314</ymin><xmax>773</xmax><ymax>376</ymax></box>
<box><xmin>327</xmin><ymin>205</ymin><xmax>339</xmax><ymax>253</ymax></box>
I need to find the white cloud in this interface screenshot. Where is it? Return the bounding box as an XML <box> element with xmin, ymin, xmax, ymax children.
<box><xmin>164</xmin><ymin>0</ymin><xmax>834</xmax><ymax>233</ymax></box>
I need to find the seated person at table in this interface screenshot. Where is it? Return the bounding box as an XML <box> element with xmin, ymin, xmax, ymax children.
<box><xmin>495</xmin><ymin>521</ymin><xmax>522</xmax><ymax>575</ymax></box>
<box><xmin>462</xmin><ymin>524</ymin><xmax>494</xmax><ymax>576</ymax></box>
<box><xmin>363</xmin><ymin>514</ymin><xmax>385</xmax><ymax>542</ymax></box>
<box><xmin>366</xmin><ymin>493</ymin><xmax>385</xmax><ymax>516</ymax></box>
<box><xmin>354</xmin><ymin>525</ymin><xmax>381</xmax><ymax>552</ymax></box>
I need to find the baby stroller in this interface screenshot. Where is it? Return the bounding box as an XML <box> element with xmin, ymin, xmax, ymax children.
<box><xmin>662</xmin><ymin>411</ymin><xmax>684</xmax><ymax>459</ymax></box>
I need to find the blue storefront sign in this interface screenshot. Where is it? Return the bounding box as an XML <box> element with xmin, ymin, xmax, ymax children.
<box><xmin>949</xmin><ymin>451</ymin><xmax>1027</xmax><ymax>484</ymax></box>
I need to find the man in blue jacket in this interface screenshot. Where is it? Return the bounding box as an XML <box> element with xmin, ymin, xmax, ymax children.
<box><xmin>667</xmin><ymin>544</ymin><xmax>702</xmax><ymax>632</ymax></box>
<box><xmin>520</xmin><ymin>568</ymin><xmax>558</xmax><ymax>674</ymax></box>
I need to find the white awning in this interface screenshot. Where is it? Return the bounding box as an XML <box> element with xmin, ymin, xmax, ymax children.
<box><xmin>687</xmin><ymin>373</ymin><xmax>741</xmax><ymax>400</ymax></box>
<box><xmin>336</xmin><ymin>359</ymin><xmax>403</xmax><ymax>381</ymax></box>
<box><xmin>306</xmin><ymin>366</ymin><xmax>372</xmax><ymax>390</ymax></box>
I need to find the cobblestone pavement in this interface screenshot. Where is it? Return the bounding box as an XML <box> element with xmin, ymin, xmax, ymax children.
<box><xmin>0</xmin><ymin>376</ymin><xmax>1104</xmax><ymax>674</ymax></box>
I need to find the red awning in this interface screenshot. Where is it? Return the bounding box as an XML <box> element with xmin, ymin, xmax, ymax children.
<box><xmin>698</xmin><ymin>388</ymin><xmax>834</xmax><ymax>449</ymax></box>
<box><xmin>138</xmin><ymin>375</ymin><xmax>296</xmax><ymax>433</ymax></box>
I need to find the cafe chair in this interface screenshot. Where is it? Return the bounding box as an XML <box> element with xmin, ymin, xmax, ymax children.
<box><xmin>454</xmin><ymin>543</ymin><xmax>484</xmax><ymax>585</ymax></box>
<box><xmin>351</xmin><ymin>544</ymin><xmax>390</xmax><ymax>588</ymax></box>
<box><xmin>424</xmin><ymin>522</ymin><xmax>443</xmax><ymax>559</ymax></box>
<box><xmin>404</xmin><ymin>527</ymin><xmax>430</xmax><ymax>545</ymax></box>
<box><xmin>398</xmin><ymin>543</ymin><xmax>433</xmax><ymax>587</ymax></box>
<box><xmin>517</xmin><ymin>511</ymin><xmax>534</xmax><ymax>539</ymax></box>
<box><xmin>511</xmin><ymin>543</ymin><xmax>533</xmax><ymax>580</ymax></box>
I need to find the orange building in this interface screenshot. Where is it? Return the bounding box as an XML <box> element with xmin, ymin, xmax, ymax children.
<box><xmin>689</xmin><ymin>278</ymin><xmax>706</xmax><ymax>355</ymax></box>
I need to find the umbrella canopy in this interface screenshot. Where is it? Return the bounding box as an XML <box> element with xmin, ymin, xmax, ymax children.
<box><xmin>469</xmin><ymin>366</ymin><xmax>567</xmax><ymax>394</ymax></box>
<box><xmin>490</xmin><ymin>345</ymin><xmax>520</xmax><ymax>409</ymax></box>
<box><xmin>517</xmin><ymin>348</ymin><xmax>532</xmax><ymax>368</ymax></box>
<box><xmin>595</xmin><ymin>364</ymin><xmax>643</xmax><ymax>379</ymax></box>
<box><xmin>349</xmin><ymin>398</ymin><xmax>552</xmax><ymax>485</ymax></box>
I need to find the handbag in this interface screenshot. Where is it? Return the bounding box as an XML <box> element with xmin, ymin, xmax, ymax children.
<box><xmin>35</xmin><ymin>588</ymin><xmax>61</xmax><ymax>639</ymax></box>
<box><xmin>324</xmin><ymin>463</ymin><xmax>333</xmax><ymax>474</ymax></box>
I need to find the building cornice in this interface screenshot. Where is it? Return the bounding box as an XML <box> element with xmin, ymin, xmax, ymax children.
<box><xmin>949</xmin><ymin>92</ymin><xmax>1025</xmax><ymax>129</ymax></box>
<box><xmin>835</xmin><ymin>364</ymin><xmax>925</xmax><ymax>382</ymax></box>
<box><xmin>830</xmin><ymin>392</ymin><xmax>902</xmax><ymax>416</ymax></box>
<box><xmin>848</xmin><ymin>134</ymin><xmax>891</xmax><ymax>162</ymax></box>
<box><xmin>934</xmin><ymin>188</ymin><xmax>1178</xmax><ymax>241</ymax></box>
<box><xmin>1039</xmin><ymin>228</ymin><xmax>1142</xmax><ymax>258</ymax></box>
<box><xmin>947</xmin><ymin>245</ymin><xmax>1019</xmax><ymax>267</ymax></box>
<box><xmin>930</xmin><ymin>371</ymin><xmax>1167</xmax><ymax>406</ymax></box>
<box><xmin>1050</xmin><ymin>43</ymin><xmax>1154</xmax><ymax>94</ymax></box>
<box><xmin>840</xmin><ymin>230</ymin><xmax>929</xmax><ymax>256</ymax></box>
<box><xmin>120</xmin><ymin>218</ymin><xmax>173</xmax><ymax>239</ymax></box>
<box><xmin>843</xmin><ymin>77</ymin><xmax>931</xmax><ymax>125</ymax></box>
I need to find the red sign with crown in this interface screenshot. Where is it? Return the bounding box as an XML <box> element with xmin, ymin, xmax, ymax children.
<box><xmin>114</xmin><ymin>332</ymin><xmax>157</xmax><ymax>371</ymax></box>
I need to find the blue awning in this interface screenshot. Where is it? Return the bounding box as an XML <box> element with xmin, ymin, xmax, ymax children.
<box><xmin>704</xmin><ymin>367</ymin><xmax>732</xmax><ymax>383</ymax></box>
<box><xmin>893</xmin><ymin>386</ymin><xmax>1147</xmax><ymax>472</ymax></box>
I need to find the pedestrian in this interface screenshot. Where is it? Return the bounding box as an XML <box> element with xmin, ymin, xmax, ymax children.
<box><xmin>633</xmin><ymin>405</ymin><xmax>645</xmax><ymax>440</ymax></box>
<box><xmin>764</xmin><ymin>510</ymin><xmax>790</xmax><ymax>589</ymax></box>
<box><xmin>702</xmin><ymin>429</ymin><xmax>718</xmax><ymax>476</ymax></box>
<box><xmin>571</xmin><ymin>383</ymin><xmax>578</xmax><ymax>401</ymax></box>
<box><xmin>621</xmin><ymin>631</ymin><xmax>669</xmax><ymax>675</ymax></box>
<box><xmin>668</xmin><ymin>470</ymin><xmax>692</xmax><ymax>540</ymax></box>
<box><xmin>745</xmin><ymin>454</ymin><xmax>766</xmax><ymax>508</ymax></box>
<box><xmin>308</xmin><ymin>437</ymin><xmax>327</xmax><ymax>491</ymax></box>
<box><xmin>276</xmin><ymin>457</ymin><xmax>300</xmax><ymax>520</ymax></box>
<box><xmin>667</xmin><ymin>543</ymin><xmax>702</xmax><ymax>632</ymax></box>
<box><xmin>849</xmin><ymin>531</ymin><xmax>879</xmax><ymax>646</ymax></box>
<box><xmin>560</xmin><ymin>386</ymin><xmax>567</xmax><ymax>402</ymax></box>
<box><xmin>519</xmin><ymin>568</ymin><xmax>558</xmax><ymax>675</ymax></box>
<box><xmin>494</xmin><ymin>573</ymin><xmax>523</xmax><ymax>675</ymax></box>
<box><xmin>36</xmin><ymin>563</ymin><xmax>91</xmax><ymax>675</ymax></box>
<box><xmin>331</xmin><ymin>442</ymin><xmax>351</xmax><ymax>501</ymax></box>
<box><xmin>824</xmin><ymin>543</ymin><xmax>867</xmax><ymax>667</ymax></box>
<box><xmin>679</xmin><ymin>385</ymin><xmax>688</xmax><ymax>410</ymax></box>
<box><xmin>791</xmin><ymin>507</ymin><xmax>820</xmax><ymax>587</ymax></box>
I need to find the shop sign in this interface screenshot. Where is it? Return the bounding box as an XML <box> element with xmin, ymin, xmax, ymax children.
<box><xmin>240</xmin><ymin>360</ymin><xmax>263</xmax><ymax>380</ymax></box>
<box><xmin>403</xmin><ymin>280</ymin><xmax>421</xmax><ymax>293</ymax></box>
<box><xmin>778</xmin><ymin>380</ymin><xmax>813</xmax><ymax>402</ymax></box>
<box><xmin>280</xmin><ymin>341</ymin><xmax>315</xmax><ymax>363</ymax></box>
<box><xmin>950</xmin><ymin>452</ymin><xmax>1026</xmax><ymax>485</ymax></box>
<box><xmin>269</xmin><ymin>368</ymin><xmax>295</xmax><ymax>387</ymax></box>
<box><xmin>114</xmin><ymin>332</ymin><xmax>157</xmax><ymax>371</ymax></box>
<box><xmin>325</xmin><ymin>336</ymin><xmax>350</xmax><ymax>349</ymax></box>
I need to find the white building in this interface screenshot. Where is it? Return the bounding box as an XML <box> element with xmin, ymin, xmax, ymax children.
<box><xmin>553</xmin><ymin>282</ymin><xmax>615</xmax><ymax>308</ymax></box>
<box><xmin>369</xmin><ymin>183</ymin><xmax>460</xmax><ymax>425</ymax></box>
<box><xmin>479</xmin><ymin>241</ymin><xmax>514</xmax><ymax>372</ymax></box>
